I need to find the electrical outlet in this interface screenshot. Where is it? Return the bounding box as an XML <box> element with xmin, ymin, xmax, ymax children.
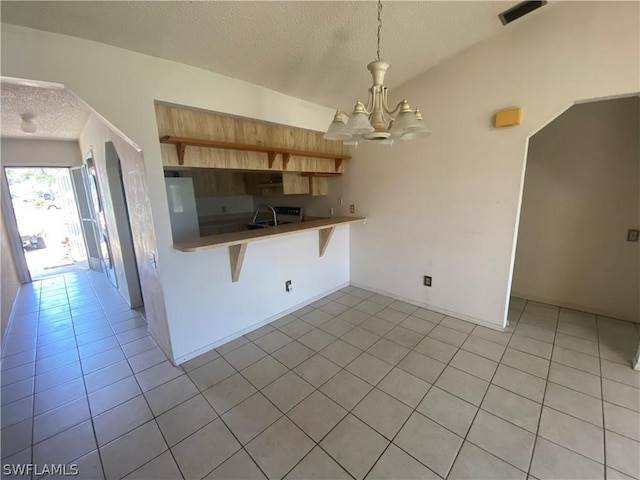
<box><xmin>423</xmin><ymin>275</ymin><xmax>432</xmax><ymax>287</ymax></box>
<box><xmin>349</xmin><ymin>204</ymin><xmax>355</xmax><ymax>214</ymax></box>
<box><xmin>285</xmin><ymin>280</ymin><xmax>292</xmax><ymax>292</ymax></box>
<box><xmin>627</xmin><ymin>229</ymin><xmax>639</xmax><ymax>242</ymax></box>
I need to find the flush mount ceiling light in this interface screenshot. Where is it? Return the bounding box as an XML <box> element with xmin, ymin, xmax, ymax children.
<box><xmin>324</xmin><ymin>0</ymin><xmax>430</xmax><ymax>145</ymax></box>
<box><xmin>20</xmin><ymin>113</ymin><xmax>37</xmax><ymax>134</ymax></box>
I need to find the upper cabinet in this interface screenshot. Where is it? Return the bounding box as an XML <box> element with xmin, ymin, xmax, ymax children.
<box><xmin>156</xmin><ymin>104</ymin><xmax>348</xmax><ymax>175</ymax></box>
<box><xmin>169</xmin><ymin>169</ymin><xmax>315</xmax><ymax>197</ymax></box>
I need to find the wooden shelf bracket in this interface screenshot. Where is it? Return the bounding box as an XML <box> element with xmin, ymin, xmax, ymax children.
<box><xmin>335</xmin><ymin>158</ymin><xmax>343</xmax><ymax>172</ymax></box>
<box><xmin>267</xmin><ymin>151</ymin><xmax>277</xmax><ymax>169</ymax></box>
<box><xmin>318</xmin><ymin>227</ymin><xmax>336</xmax><ymax>257</ymax></box>
<box><xmin>177</xmin><ymin>142</ymin><xmax>187</xmax><ymax>166</ymax></box>
<box><xmin>282</xmin><ymin>152</ymin><xmax>291</xmax><ymax>170</ymax></box>
<box><xmin>229</xmin><ymin>243</ymin><xmax>247</xmax><ymax>283</ymax></box>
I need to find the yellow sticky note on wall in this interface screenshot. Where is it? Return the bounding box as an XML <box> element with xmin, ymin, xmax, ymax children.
<box><xmin>495</xmin><ymin>108</ymin><xmax>522</xmax><ymax>128</ymax></box>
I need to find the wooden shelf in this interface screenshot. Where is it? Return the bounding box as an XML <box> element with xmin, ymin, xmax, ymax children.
<box><xmin>160</xmin><ymin>136</ymin><xmax>350</xmax><ymax>172</ymax></box>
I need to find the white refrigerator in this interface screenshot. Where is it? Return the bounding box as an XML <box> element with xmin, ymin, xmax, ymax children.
<box><xmin>165</xmin><ymin>177</ymin><xmax>200</xmax><ymax>242</ymax></box>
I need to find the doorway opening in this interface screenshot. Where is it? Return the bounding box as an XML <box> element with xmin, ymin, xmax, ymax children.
<box><xmin>4</xmin><ymin>166</ymin><xmax>89</xmax><ymax>280</ymax></box>
<box><xmin>509</xmin><ymin>96</ymin><xmax>639</xmax><ymax>324</ymax></box>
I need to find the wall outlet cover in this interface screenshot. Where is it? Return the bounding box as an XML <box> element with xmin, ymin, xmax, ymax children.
<box><xmin>627</xmin><ymin>229</ymin><xmax>639</xmax><ymax>242</ymax></box>
<box><xmin>423</xmin><ymin>275</ymin><xmax>432</xmax><ymax>287</ymax></box>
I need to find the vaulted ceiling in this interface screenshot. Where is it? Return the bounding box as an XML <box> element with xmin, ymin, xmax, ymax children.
<box><xmin>0</xmin><ymin>1</ymin><xmax>550</xmax><ymax>110</ymax></box>
<box><xmin>1</xmin><ymin>1</ymin><xmax>558</xmax><ymax>139</ymax></box>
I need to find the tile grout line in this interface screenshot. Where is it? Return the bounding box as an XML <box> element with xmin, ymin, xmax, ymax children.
<box><xmin>29</xmin><ymin>279</ymin><xmax>42</xmax><ymax>477</ymax></box>
<box><xmin>595</xmin><ymin>316</ymin><xmax>608</xmax><ymax>479</ymax></box>
<box><xmin>277</xmin><ymin>291</ymin><xmax>398</xmax><ymax>480</ymax></box>
<box><xmin>87</xmin><ymin>275</ymin><xmax>187</xmax><ymax>480</ymax></box>
<box><xmin>359</xmin><ymin>328</ymin><xmax>459</xmax><ymax>480</ymax></box>
<box><xmin>227</xmin><ymin>291</ymin><xmax>385</xmax><ymax>479</ymax></box>
<box><xmin>525</xmin><ymin>299</ymin><xmax>559</xmax><ymax>478</ymax></box>
<box><xmin>65</xmin><ymin>273</ymin><xmax>109</xmax><ymax>480</ymax></box>
<box><xmin>179</xmin><ymin>333</ymin><xmax>287</xmax><ymax>479</ymax></box>
<box><xmin>5</xmin><ymin>284</ymin><xmax>638</xmax><ymax>479</ymax></box>
<box><xmin>440</xmin><ymin>304</ymin><xmax>527</xmax><ymax>479</ymax></box>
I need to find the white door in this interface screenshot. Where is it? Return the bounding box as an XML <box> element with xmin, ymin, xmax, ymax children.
<box><xmin>56</xmin><ymin>169</ymin><xmax>86</xmax><ymax>262</ymax></box>
<box><xmin>70</xmin><ymin>166</ymin><xmax>102</xmax><ymax>272</ymax></box>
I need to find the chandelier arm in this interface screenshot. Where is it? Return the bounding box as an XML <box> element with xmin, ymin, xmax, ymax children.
<box><xmin>385</xmin><ymin>99</ymin><xmax>408</xmax><ymax>117</ymax></box>
<box><xmin>363</xmin><ymin>89</ymin><xmax>375</xmax><ymax>114</ymax></box>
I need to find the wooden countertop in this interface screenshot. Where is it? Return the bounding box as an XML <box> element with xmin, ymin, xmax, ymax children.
<box><xmin>174</xmin><ymin>216</ymin><xmax>366</xmax><ymax>252</ymax></box>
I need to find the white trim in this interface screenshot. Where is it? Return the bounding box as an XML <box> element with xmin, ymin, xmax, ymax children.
<box><xmin>511</xmin><ymin>291</ymin><xmax>639</xmax><ymax>324</ymax></box>
<box><xmin>173</xmin><ymin>281</ymin><xmax>350</xmax><ymax>365</ymax></box>
<box><xmin>350</xmin><ymin>282</ymin><xmax>505</xmax><ymax>332</ymax></box>
<box><xmin>0</xmin><ymin>287</ymin><xmax>22</xmax><ymax>355</ymax></box>
<box><xmin>1</xmin><ymin>169</ymin><xmax>31</xmax><ymax>283</ymax></box>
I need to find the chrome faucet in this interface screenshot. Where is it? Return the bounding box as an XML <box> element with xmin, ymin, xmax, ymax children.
<box><xmin>252</xmin><ymin>204</ymin><xmax>277</xmax><ymax>225</ymax></box>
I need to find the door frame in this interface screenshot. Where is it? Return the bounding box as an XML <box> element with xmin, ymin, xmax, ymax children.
<box><xmin>1</xmin><ymin>168</ymin><xmax>31</xmax><ymax>283</ymax></box>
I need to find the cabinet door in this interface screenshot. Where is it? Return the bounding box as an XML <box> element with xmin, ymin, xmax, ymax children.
<box><xmin>245</xmin><ymin>172</ymin><xmax>283</xmax><ymax>195</ymax></box>
<box><xmin>310</xmin><ymin>177</ymin><xmax>329</xmax><ymax>196</ymax></box>
<box><xmin>187</xmin><ymin>170</ymin><xmax>248</xmax><ymax>197</ymax></box>
<box><xmin>283</xmin><ymin>172</ymin><xmax>310</xmax><ymax>195</ymax></box>
<box><xmin>216</xmin><ymin>171</ymin><xmax>247</xmax><ymax>196</ymax></box>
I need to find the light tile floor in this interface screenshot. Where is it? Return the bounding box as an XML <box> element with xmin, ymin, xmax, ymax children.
<box><xmin>2</xmin><ymin>271</ymin><xmax>640</xmax><ymax>479</ymax></box>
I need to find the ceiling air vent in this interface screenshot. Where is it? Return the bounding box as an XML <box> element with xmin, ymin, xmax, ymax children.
<box><xmin>499</xmin><ymin>1</ymin><xmax>547</xmax><ymax>26</ymax></box>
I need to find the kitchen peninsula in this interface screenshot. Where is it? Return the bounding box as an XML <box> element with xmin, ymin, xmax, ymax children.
<box><xmin>156</xmin><ymin>102</ymin><xmax>361</xmax><ymax>363</ymax></box>
<box><xmin>174</xmin><ymin>215</ymin><xmax>365</xmax><ymax>282</ymax></box>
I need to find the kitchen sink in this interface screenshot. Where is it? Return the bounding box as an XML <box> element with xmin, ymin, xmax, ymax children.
<box><xmin>246</xmin><ymin>220</ymin><xmax>292</xmax><ymax>230</ymax></box>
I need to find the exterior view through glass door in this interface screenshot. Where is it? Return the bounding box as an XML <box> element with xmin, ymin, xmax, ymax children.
<box><xmin>4</xmin><ymin>167</ymin><xmax>89</xmax><ymax>280</ymax></box>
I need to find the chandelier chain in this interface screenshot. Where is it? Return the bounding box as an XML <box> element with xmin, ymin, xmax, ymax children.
<box><xmin>376</xmin><ymin>0</ymin><xmax>382</xmax><ymax>61</ymax></box>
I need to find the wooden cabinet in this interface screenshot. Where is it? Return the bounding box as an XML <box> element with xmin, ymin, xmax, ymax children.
<box><xmin>244</xmin><ymin>172</ymin><xmax>283</xmax><ymax>196</ymax></box>
<box><xmin>283</xmin><ymin>173</ymin><xmax>310</xmax><ymax>195</ymax></box>
<box><xmin>244</xmin><ymin>172</ymin><xmax>312</xmax><ymax>196</ymax></box>
<box><xmin>309</xmin><ymin>177</ymin><xmax>329</xmax><ymax>196</ymax></box>
<box><xmin>174</xmin><ymin>169</ymin><xmax>246</xmax><ymax>198</ymax></box>
<box><xmin>167</xmin><ymin>168</ymin><xmax>328</xmax><ymax>197</ymax></box>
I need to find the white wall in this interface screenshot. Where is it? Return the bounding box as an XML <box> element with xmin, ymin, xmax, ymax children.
<box><xmin>1</xmin><ymin>23</ymin><xmax>348</xmax><ymax>362</ymax></box>
<box><xmin>344</xmin><ymin>1</ymin><xmax>639</xmax><ymax>329</ymax></box>
<box><xmin>79</xmin><ymin>116</ymin><xmax>143</xmax><ymax>309</ymax></box>
<box><xmin>104</xmin><ymin>141</ymin><xmax>143</xmax><ymax>309</ymax></box>
<box><xmin>170</xmin><ymin>227</ymin><xmax>350</xmax><ymax>363</ymax></box>
<box><xmin>1</xmin><ymin>138</ymin><xmax>82</xmax><ymax>167</ymax></box>
<box><xmin>512</xmin><ymin>97</ymin><xmax>639</xmax><ymax>322</ymax></box>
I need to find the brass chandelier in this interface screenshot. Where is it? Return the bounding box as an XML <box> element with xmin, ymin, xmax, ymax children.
<box><xmin>324</xmin><ymin>0</ymin><xmax>430</xmax><ymax>144</ymax></box>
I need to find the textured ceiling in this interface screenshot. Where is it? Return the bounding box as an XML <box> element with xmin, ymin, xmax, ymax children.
<box><xmin>1</xmin><ymin>82</ymin><xmax>91</xmax><ymax>139</ymax></box>
<box><xmin>0</xmin><ymin>0</ymin><xmax>545</xmax><ymax>110</ymax></box>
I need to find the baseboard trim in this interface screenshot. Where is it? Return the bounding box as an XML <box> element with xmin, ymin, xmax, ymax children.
<box><xmin>173</xmin><ymin>282</ymin><xmax>350</xmax><ymax>365</ymax></box>
<box><xmin>1</xmin><ymin>286</ymin><xmax>22</xmax><ymax>355</ymax></box>
<box><xmin>510</xmin><ymin>291</ymin><xmax>639</xmax><ymax>324</ymax></box>
<box><xmin>350</xmin><ymin>282</ymin><xmax>505</xmax><ymax>332</ymax></box>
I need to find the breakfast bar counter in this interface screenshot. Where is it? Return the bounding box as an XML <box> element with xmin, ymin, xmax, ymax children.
<box><xmin>174</xmin><ymin>216</ymin><xmax>366</xmax><ymax>282</ymax></box>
